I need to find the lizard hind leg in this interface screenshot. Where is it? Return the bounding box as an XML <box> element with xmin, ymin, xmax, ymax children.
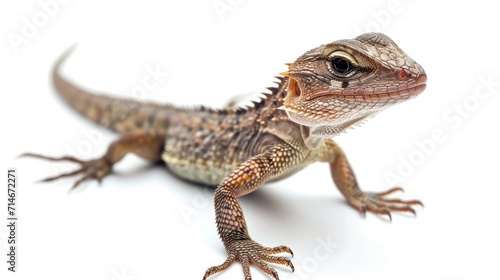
<box><xmin>22</xmin><ymin>130</ymin><xmax>165</xmax><ymax>190</ymax></box>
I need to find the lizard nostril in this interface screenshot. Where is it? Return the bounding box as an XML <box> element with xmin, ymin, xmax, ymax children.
<box><xmin>397</xmin><ymin>69</ymin><xmax>407</xmax><ymax>80</ymax></box>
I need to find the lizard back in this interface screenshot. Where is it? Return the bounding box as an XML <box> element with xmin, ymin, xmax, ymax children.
<box><xmin>53</xmin><ymin>49</ymin><xmax>304</xmax><ymax>185</ymax></box>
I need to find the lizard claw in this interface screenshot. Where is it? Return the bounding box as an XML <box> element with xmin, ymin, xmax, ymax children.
<box><xmin>21</xmin><ymin>153</ymin><xmax>111</xmax><ymax>190</ymax></box>
<box><xmin>203</xmin><ymin>239</ymin><xmax>294</xmax><ymax>280</ymax></box>
<box><xmin>376</xmin><ymin>186</ymin><xmax>404</xmax><ymax>196</ymax></box>
<box><xmin>349</xmin><ymin>186</ymin><xmax>423</xmax><ymax>221</ymax></box>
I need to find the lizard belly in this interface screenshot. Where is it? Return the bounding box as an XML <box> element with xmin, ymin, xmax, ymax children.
<box><xmin>162</xmin><ymin>151</ymin><xmax>241</xmax><ymax>186</ymax></box>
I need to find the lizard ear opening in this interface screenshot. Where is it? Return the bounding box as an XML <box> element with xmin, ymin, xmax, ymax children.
<box><xmin>288</xmin><ymin>78</ymin><xmax>301</xmax><ymax>97</ymax></box>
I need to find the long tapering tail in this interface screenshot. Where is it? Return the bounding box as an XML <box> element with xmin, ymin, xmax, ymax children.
<box><xmin>52</xmin><ymin>46</ymin><xmax>169</xmax><ymax>133</ymax></box>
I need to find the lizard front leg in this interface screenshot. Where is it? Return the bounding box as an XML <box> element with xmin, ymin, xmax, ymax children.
<box><xmin>203</xmin><ymin>144</ymin><xmax>302</xmax><ymax>280</ymax></box>
<box><xmin>321</xmin><ymin>139</ymin><xmax>422</xmax><ymax>220</ymax></box>
<box><xmin>22</xmin><ymin>130</ymin><xmax>165</xmax><ymax>189</ymax></box>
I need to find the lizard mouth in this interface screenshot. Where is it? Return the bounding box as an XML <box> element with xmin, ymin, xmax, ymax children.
<box><xmin>280</xmin><ymin>74</ymin><xmax>427</xmax><ymax>116</ymax></box>
<box><xmin>307</xmin><ymin>74</ymin><xmax>427</xmax><ymax>102</ymax></box>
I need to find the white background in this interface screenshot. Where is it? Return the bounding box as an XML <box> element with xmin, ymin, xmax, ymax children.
<box><xmin>1</xmin><ymin>1</ymin><xmax>500</xmax><ymax>280</ymax></box>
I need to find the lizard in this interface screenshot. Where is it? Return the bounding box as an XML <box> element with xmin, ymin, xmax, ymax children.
<box><xmin>23</xmin><ymin>32</ymin><xmax>427</xmax><ymax>280</ymax></box>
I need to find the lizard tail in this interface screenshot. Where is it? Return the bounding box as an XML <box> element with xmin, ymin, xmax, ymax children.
<box><xmin>52</xmin><ymin>46</ymin><xmax>169</xmax><ymax>134</ymax></box>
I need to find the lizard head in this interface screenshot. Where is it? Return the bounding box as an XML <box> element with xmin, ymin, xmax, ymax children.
<box><xmin>281</xmin><ymin>33</ymin><xmax>427</xmax><ymax>138</ymax></box>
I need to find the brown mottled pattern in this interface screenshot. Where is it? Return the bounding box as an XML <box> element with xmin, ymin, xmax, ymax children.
<box><xmin>53</xmin><ymin>51</ymin><xmax>301</xmax><ymax>186</ymax></box>
<box><xmin>162</xmin><ymin>81</ymin><xmax>298</xmax><ymax>185</ymax></box>
<box><xmin>34</xmin><ymin>33</ymin><xmax>427</xmax><ymax>280</ymax></box>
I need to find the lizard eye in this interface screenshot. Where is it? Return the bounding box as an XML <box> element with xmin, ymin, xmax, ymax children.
<box><xmin>331</xmin><ymin>57</ymin><xmax>352</xmax><ymax>74</ymax></box>
<box><xmin>326</xmin><ymin>51</ymin><xmax>358</xmax><ymax>77</ymax></box>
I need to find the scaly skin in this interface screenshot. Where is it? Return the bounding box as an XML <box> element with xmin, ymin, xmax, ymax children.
<box><xmin>24</xmin><ymin>33</ymin><xmax>427</xmax><ymax>279</ymax></box>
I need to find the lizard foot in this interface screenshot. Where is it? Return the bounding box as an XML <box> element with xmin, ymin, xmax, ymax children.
<box><xmin>21</xmin><ymin>153</ymin><xmax>111</xmax><ymax>190</ymax></box>
<box><xmin>203</xmin><ymin>239</ymin><xmax>294</xmax><ymax>280</ymax></box>
<box><xmin>349</xmin><ymin>187</ymin><xmax>423</xmax><ymax>221</ymax></box>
